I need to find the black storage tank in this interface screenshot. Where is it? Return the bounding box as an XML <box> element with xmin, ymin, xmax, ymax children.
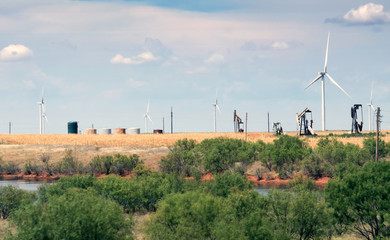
<box><xmin>68</xmin><ymin>121</ymin><xmax>78</xmax><ymax>134</ymax></box>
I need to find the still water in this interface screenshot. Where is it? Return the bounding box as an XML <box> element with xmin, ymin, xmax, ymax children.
<box><xmin>0</xmin><ymin>180</ymin><xmax>50</xmax><ymax>191</ymax></box>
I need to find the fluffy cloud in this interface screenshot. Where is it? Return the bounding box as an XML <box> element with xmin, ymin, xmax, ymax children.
<box><xmin>271</xmin><ymin>41</ymin><xmax>289</xmax><ymax>50</ymax></box>
<box><xmin>204</xmin><ymin>54</ymin><xmax>224</xmax><ymax>64</ymax></box>
<box><xmin>0</xmin><ymin>44</ymin><xmax>33</xmax><ymax>61</ymax></box>
<box><xmin>110</xmin><ymin>52</ymin><xmax>158</xmax><ymax>65</ymax></box>
<box><xmin>327</xmin><ymin>3</ymin><xmax>390</xmax><ymax>25</ymax></box>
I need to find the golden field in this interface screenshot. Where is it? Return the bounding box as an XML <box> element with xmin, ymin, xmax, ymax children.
<box><xmin>0</xmin><ymin>131</ymin><xmax>389</xmax><ymax>171</ymax></box>
<box><xmin>0</xmin><ymin>131</ymin><xmax>389</xmax><ymax>148</ymax></box>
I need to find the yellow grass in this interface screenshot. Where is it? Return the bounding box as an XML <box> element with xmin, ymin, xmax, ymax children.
<box><xmin>0</xmin><ymin>131</ymin><xmax>389</xmax><ymax>148</ymax></box>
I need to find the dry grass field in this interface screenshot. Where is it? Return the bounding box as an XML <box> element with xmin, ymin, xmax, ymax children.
<box><xmin>0</xmin><ymin>131</ymin><xmax>389</xmax><ymax>171</ymax></box>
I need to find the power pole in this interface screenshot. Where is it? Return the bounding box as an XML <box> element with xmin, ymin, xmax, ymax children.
<box><xmin>375</xmin><ymin>107</ymin><xmax>381</xmax><ymax>162</ymax></box>
<box><xmin>267</xmin><ymin>112</ymin><xmax>270</xmax><ymax>133</ymax></box>
<box><xmin>163</xmin><ymin>117</ymin><xmax>165</xmax><ymax>133</ymax></box>
<box><xmin>245</xmin><ymin>112</ymin><xmax>248</xmax><ymax>141</ymax></box>
<box><xmin>9</xmin><ymin>122</ymin><xmax>11</xmax><ymax>134</ymax></box>
<box><xmin>170</xmin><ymin>107</ymin><xmax>173</xmax><ymax>134</ymax></box>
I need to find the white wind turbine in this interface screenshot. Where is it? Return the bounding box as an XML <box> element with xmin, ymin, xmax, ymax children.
<box><xmin>212</xmin><ymin>90</ymin><xmax>221</xmax><ymax>132</ymax></box>
<box><xmin>37</xmin><ymin>90</ymin><xmax>48</xmax><ymax>134</ymax></box>
<box><xmin>143</xmin><ymin>100</ymin><xmax>153</xmax><ymax>133</ymax></box>
<box><xmin>305</xmin><ymin>32</ymin><xmax>352</xmax><ymax>131</ymax></box>
<box><xmin>367</xmin><ymin>84</ymin><xmax>376</xmax><ymax>131</ymax></box>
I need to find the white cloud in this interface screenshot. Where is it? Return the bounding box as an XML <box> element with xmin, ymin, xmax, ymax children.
<box><xmin>0</xmin><ymin>44</ymin><xmax>33</xmax><ymax>61</ymax></box>
<box><xmin>271</xmin><ymin>41</ymin><xmax>289</xmax><ymax>50</ymax></box>
<box><xmin>126</xmin><ymin>78</ymin><xmax>147</xmax><ymax>88</ymax></box>
<box><xmin>204</xmin><ymin>54</ymin><xmax>224</xmax><ymax>64</ymax></box>
<box><xmin>110</xmin><ymin>51</ymin><xmax>158</xmax><ymax>65</ymax></box>
<box><xmin>343</xmin><ymin>3</ymin><xmax>390</xmax><ymax>24</ymax></box>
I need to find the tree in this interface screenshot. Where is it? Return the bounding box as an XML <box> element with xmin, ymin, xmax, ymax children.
<box><xmin>7</xmin><ymin>188</ymin><xmax>133</xmax><ymax>240</ymax></box>
<box><xmin>326</xmin><ymin>161</ymin><xmax>390</xmax><ymax>240</ymax></box>
<box><xmin>0</xmin><ymin>185</ymin><xmax>36</xmax><ymax>219</ymax></box>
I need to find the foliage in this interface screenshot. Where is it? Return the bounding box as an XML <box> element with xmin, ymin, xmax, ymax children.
<box><xmin>197</xmin><ymin>138</ymin><xmax>258</xmax><ymax>173</ymax></box>
<box><xmin>90</xmin><ymin>154</ymin><xmax>141</xmax><ymax>176</ymax></box>
<box><xmin>57</xmin><ymin>149</ymin><xmax>83</xmax><ymax>174</ymax></box>
<box><xmin>259</xmin><ymin>135</ymin><xmax>308</xmax><ymax>177</ymax></box>
<box><xmin>268</xmin><ymin>189</ymin><xmax>331</xmax><ymax>240</ymax></box>
<box><xmin>0</xmin><ymin>159</ymin><xmax>20</xmax><ymax>175</ymax></box>
<box><xmin>206</xmin><ymin>172</ymin><xmax>253</xmax><ymax>197</ymax></box>
<box><xmin>363</xmin><ymin>137</ymin><xmax>388</xmax><ymax>160</ymax></box>
<box><xmin>7</xmin><ymin>188</ymin><xmax>133</xmax><ymax>240</ymax></box>
<box><xmin>24</xmin><ymin>160</ymin><xmax>43</xmax><ymax>175</ymax></box>
<box><xmin>159</xmin><ymin>138</ymin><xmax>200</xmax><ymax>176</ymax></box>
<box><xmin>0</xmin><ymin>185</ymin><xmax>36</xmax><ymax>219</ymax></box>
<box><xmin>326</xmin><ymin>161</ymin><xmax>390</xmax><ymax>240</ymax></box>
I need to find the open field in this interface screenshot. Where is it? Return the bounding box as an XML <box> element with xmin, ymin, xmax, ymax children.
<box><xmin>1</xmin><ymin>131</ymin><xmax>389</xmax><ymax>148</ymax></box>
<box><xmin>0</xmin><ymin>131</ymin><xmax>389</xmax><ymax>172</ymax></box>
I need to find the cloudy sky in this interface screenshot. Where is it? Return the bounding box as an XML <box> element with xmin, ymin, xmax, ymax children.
<box><xmin>1</xmin><ymin>0</ymin><xmax>390</xmax><ymax>134</ymax></box>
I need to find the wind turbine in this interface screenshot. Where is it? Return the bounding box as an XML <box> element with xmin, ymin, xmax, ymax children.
<box><xmin>367</xmin><ymin>84</ymin><xmax>376</xmax><ymax>131</ymax></box>
<box><xmin>37</xmin><ymin>89</ymin><xmax>48</xmax><ymax>134</ymax></box>
<box><xmin>143</xmin><ymin>100</ymin><xmax>152</xmax><ymax>133</ymax></box>
<box><xmin>212</xmin><ymin>90</ymin><xmax>221</xmax><ymax>132</ymax></box>
<box><xmin>305</xmin><ymin>32</ymin><xmax>351</xmax><ymax>131</ymax></box>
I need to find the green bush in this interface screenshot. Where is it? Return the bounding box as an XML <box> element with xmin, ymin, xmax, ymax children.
<box><xmin>326</xmin><ymin>161</ymin><xmax>390</xmax><ymax>239</ymax></box>
<box><xmin>57</xmin><ymin>149</ymin><xmax>83</xmax><ymax>174</ymax></box>
<box><xmin>197</xmin><ymin>138</ymin><xmax>257</xmax><ymax>173</ymax></box>
<box><xmin>24</xmin><ymin>161</ymin><xmax>43</xmax><ymax>175</ymax></box>
<box><xmin>159</xmin><ymin>138</ymin><xmax>200</xmax><ymax>176</ymax></box>
<box><xmin>206</xmin><ymin>172</ymin><xmax>252</xmax><ymax>198</ymax></box>
<box><xmin>7</xmin><ymin>188</ymin><xmax>133</xmax><ymax>240</ymax></box>
<box><xmin>363</xmin><ymin>137</ymin><xmax>388</xmax><ymax>160</ymax></box>
<box><xmin>90</xmin><ymin>154</ymin><xmax>140</xmax><ymax>176</ymax></box>
<box><xmin>0</xmin><ymin>185</ymin><xmax>36</xmax><ymax>219</ymax></box>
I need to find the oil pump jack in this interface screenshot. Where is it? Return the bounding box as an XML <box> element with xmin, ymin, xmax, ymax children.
<box><xmin>351</xmin><ymin>104</ymin><xmax>363</xmax><ymax>134</ymax></box>
<box><xmin>233</xmin><ymin>110</ymin><xmax>244</xmax><ymax>133</ymax></box>
<box><xmin>273</xmin><ymin>122</ymin><xmax>283</xmax><ymax>135</ymax></box>
<box><xmin>296</xmin><ymin>107</ymin><xmax>315</xmax><ymax>135</ymax></box>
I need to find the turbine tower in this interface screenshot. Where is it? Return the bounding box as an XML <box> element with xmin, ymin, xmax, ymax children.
<box><xmin>212</xmin><ymin>90</ymin><xmax>221</xmax><ymax>132</ymax></box>
<box><xmin>37</xmin><ymin>90</ymin><xmax>48</xmax><ymax>134</ymax></box>
<box><xmin>305</xmin><ymin>32</ymin><xmax>351</xmax><ymax>131</ymax></box>
<box><xmin>367</xmin><ymin>84</ymin><xmax>375</xmax><ymax>131</ymax></box>
<box><xmin>143</xmin><ymin>100</ymin><xmax>152</xmax><ymax>133</ymax></box>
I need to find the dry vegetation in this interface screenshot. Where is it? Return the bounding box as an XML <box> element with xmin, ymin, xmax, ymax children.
<box><xmin>1</xmin><ymin>131</ymin><xmax>389</xmax><ymax>148</ymax></box>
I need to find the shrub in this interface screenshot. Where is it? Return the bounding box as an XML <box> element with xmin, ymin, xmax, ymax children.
<box><xmin>159</xmin><ymin>138</ymin><xmax>200</xmax><ymax>176</ymax></box>
<box><xmin>90</xmin><ymin>154</ymin><xmax>141</xmax><ymax>176</ymax></box>
<box><xmin>7</xmin><ymin>188</ymin><xmax>133</xmax><ymax>240</ymax></box>
<box><xmin>57</xmin><ymin>149</ymin><xmax>83</xmax><ymax>175</ymax></box>
<box><xmin>24</xmin><ymin>161</ymin><xmax>43</xmax><ymax>175</ymax></box>
<box><xmin>0</xmin><ymin>185</ymin><xmax>36</xmax><ymax>219</ymax></box>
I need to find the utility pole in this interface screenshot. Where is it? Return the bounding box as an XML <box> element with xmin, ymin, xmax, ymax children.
<box><xmin>376</xmin><ymin>107</ymin><xmax>381</xmax><ymax>162</ymax></box>
<box><xmin>9</xmin><ymin>122</ymin><xmax>11</xmax><ymax>134</ymax></box>
<box><xmin>267</xmin><ymin>112</ymin><xmax>270</xmax><ymax>133</ymax></box>
<box><xmin>245</xmin><ymin>112</ymin><xmax>248</xmax><ymax>141</ymax></box>
<box><xmin>163</xmin><ymin>117</ymin><xmax>165</xmax><ymax>133</ymax></box>
<box><xmin>171</xmin><ymin>107</ymin><xmax>173</xmax><ymax>134</ymax></box>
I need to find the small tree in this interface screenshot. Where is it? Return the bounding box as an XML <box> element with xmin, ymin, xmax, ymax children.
<box><xmin>326</xmin><ymin>161</ymin><xmax>390</xmax><ymax>240</ymax></box>
<box><xmin>0</xmin><ymin>185</ymin><xmax>36</xmax><ymax>219</ymax></box>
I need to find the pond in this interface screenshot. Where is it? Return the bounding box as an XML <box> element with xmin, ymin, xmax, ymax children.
<box><xmin>0</xmin><ymin>180</ymin><xmax>51</xmax><ymax>192</ymax></box>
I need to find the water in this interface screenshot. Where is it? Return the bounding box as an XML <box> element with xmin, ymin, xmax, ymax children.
<box><xmin>0</xmin><ymin>180</ymin><xmax>49</xmax><ymax>191</ymax></box>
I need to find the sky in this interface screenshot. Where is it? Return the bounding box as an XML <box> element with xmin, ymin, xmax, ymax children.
<box><xmin>0</xmin><ymin>0</ymin><xmax>390</xmax><ymax>134</ymax></box>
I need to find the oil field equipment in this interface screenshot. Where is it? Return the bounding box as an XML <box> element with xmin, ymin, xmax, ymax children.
<box><xmin>273</xmin><ymin>122</ymin><xmax>283</xmax><ymax>135</ymax></box>
<box><xmin>351</xmin><ymin>104</ymin><xmax>363</xmax><ymax>134</ymax></box>
<box><xmin>234</xmin><ymin>110</ymin><xmax>244</xmax><ymax>132</ymax></box>
<box><xmin>296</xmin><ymin>107</ymin><xmax>315</xmax><ymax>135</ymax></box>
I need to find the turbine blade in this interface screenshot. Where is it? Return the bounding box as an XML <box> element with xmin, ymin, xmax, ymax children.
<box><xmin>216</xmin><ymin>104</ymin><xmax>221</xmax><ymax>113</ymax></box>
<box><xmin>324</xmin><ymin>32</ymin><xmax>330</xmax><ymax>73</ymax></box>
<box><xmin>370</xmin><ymin>104</ymin><xmax>376</xmax><ymax>111</ymax></box>
<box><xmin>325</xmin><ymin>73</ymin><xmax>352</xmax><ymax>99</ymax></box>
<box><xmin>305</xmin><ymin>74</ymin><xmax>322</xmax><ymax>89</ymax></box>
<box><xmin>147</xmin><ymin>114</ymin><xmax>153</xmax><ymax>123</ymax></box>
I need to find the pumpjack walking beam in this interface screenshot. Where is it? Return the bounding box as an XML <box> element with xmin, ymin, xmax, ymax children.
<box><xmin>296</xmin><ymin>107</ymin><xmax>315</xmax><ymax>136</ymax></box>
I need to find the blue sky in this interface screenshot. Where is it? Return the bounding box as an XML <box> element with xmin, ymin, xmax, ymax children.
<box><xmin>1</xmin><ymin>0</ymin><xmax>390</xmax><ymax>134</ymax></box>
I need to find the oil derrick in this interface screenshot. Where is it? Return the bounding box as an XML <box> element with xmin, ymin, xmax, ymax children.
<box><xmin>234</xmin><ymin>110</ymin><xmax>244</xmax><ymax>133</ymax></box>
<box><xmin>273</xmin><ymin>122</ymin><xmax>283</xmax><ymax>135</ymax></box>
<box><xmin>296</xmin><ymin>107</ymin><xmax>315</xmax><ymax>136</ymax></box>
<box><xmin>351</xmin><ymin>104</ymin><xmax>363</xmax><ymax>134</ymax></box>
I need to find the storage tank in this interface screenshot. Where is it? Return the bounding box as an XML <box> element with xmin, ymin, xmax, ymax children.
<box><xmin>68</xmin><ymin>122</ymin><xmax>78</xmax><ymax>134</ymax></box>
<box><xmin>153</xmin><ymin>129</ymin><xmax>163</xmax><ymax>134</ymax></box>
<box><xmin>127</xmin><ymin>128</ymin><xmax>140</xmax><ymax>134</ymax></box>
<box><xmin>114</xmin><ymin>128</ymin><xmax>126</xmax><ymax>134</ymax></box>
<box><xmin>99</xmin><ymin>128</ymin><xmax>111</xmax><ymax>135</ymax></box>
<box><xmin>85</xmin><ymin>129</ymin><xmax>97</xmax><ymax>135</ymax></box>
